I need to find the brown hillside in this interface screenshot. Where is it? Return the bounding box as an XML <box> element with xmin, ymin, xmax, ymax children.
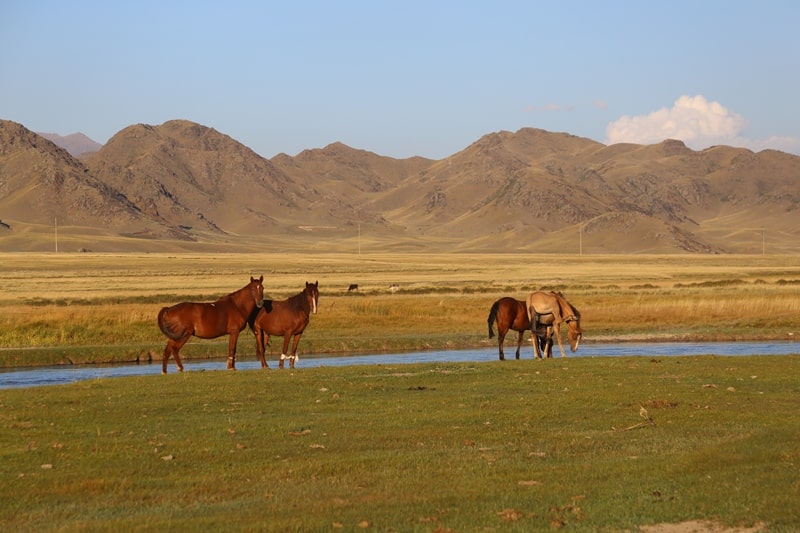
<box><xmin>362</xmin><ymin>130</ymin><xmax>798</xmax><ymax>253</ymax></box>
<box><xmin>0</xmin><ymin>120</ymin><xmax>185</xmax><ymax>250</ymax></box>
<box><xmin>1</xmin><ymin>119</ymin><xmax>798</xmax><ymax>253</ymax></box>
<box><xmin>84</xmin><ymin>120</ymin><xmax>379</xmax><ymax>238</ymax></box>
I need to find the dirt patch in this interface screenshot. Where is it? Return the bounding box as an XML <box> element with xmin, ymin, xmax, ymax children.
<box><xmin>639</xmin><ymin>520</ymin><xmax>766</xmax><ymax>532</ymax></box>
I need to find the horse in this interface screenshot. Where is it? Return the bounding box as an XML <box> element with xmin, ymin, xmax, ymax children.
<box><xmin>487</xmin><ymin>297</ymin><xmax>554</xmax><ymax>360</ymax></box>
<box><xmin>157</xmin><ymin>276</ymin><xmax>265</xmax><ymax>374</ymax></box>
<box><xmin>526</xmin><ymin>291</ymin><xmax>582</xmax><ymax>358</ymax></box>
<box><xmin>249</xmin><ymin>281</ymin><xmax>319</xmax><ymax>369</ymax></box>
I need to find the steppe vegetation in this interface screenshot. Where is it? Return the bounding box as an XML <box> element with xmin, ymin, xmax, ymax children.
<box><xmin>1</xmin><ymin>252</ymin><xmax>799</xmax><ymax>367</ymax></box>
<box><xmin>1</xmin><ymin>355</ymin><xmax>798</xmax><ymax>531</ymax></box>
<box><xmin>1</xmin><ymin>253</ymin><xmax>799</xmax><ymax>531</ymax></box>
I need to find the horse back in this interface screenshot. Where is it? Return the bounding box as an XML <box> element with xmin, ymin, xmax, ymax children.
<box><xmin>491</xmin><ymin>297</ymin><xmax>530</xmax><ymax>333</ymax></box>
<box><xmin>251</xmin><ymin>297</ymin><xmax>309</xmax><ymax>336</ymax></box>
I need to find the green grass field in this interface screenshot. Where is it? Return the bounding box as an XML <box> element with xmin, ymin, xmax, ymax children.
<box><xmin>1</xmin><ymin>356</ymin><xmax>798</xmax><ymax>531</ymax></box>
<box><xmin>1</xmin><ymin>253</ymin><xmax>799</xmax><ymax>531</ymax></box>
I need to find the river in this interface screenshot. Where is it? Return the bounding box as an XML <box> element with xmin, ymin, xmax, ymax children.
<box><xmin>0</xmin><ymin>341</ymin><xmax>797</xmax><ymax>389</ymax></box>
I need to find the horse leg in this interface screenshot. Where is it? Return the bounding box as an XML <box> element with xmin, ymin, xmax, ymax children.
<box><xmin>226</xmin><ymin>331</ymin><xmax>239</xmax><ymax>370</ymax></box>
<box><xmin>289</xmin><ymin>333</ymin><xmax>303</xmax><ymax>369</ymax></box>
<box><xmin>162</xmin><ymin>340</ymin><xmax>173</xmax><ymax>374</ymax></box>
<box><xmin>552</xmin><ymin>322</ymin><xmax>567</xmax><ymax>358</ymax></box>
<box><xmin>497</xmin><ymin>327</ymin><xmax>507</xmax><ymax>360</ymax></box>
<box><xmin>278</xmin><ymin>334</ymin><xmax>292</xmax><ymax>369</ymax></box>
<box><xmin>528</xmin><ymin>309</ymin><xmax>540</xmax><ymax>359</ymax></box>
<box><xmin>254</xmin><ymin>325</ymin><xmax>268</xmax><ymax>369</ymax></box>
<box><xmin>515</xmin><ymin>330</ymin><xmax>524</xmax><ymax>360</ymax></box>
<box><xmin>163</xmin><ymin>335</ymin><xmax>189</xmax><ymax>374</ymax></box>
<box><xmin>530</xmin><ymin>314</ymin><xmax>543</xmax><ymax>359</ymax></box>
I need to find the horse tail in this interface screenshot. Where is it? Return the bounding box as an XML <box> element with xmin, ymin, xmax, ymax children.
<box><xmin>157</xmin><ymin>306</ymin><xmax>184</xmax><ymax>341</ymax></box>
<box><xmin>487</xmin><ymin>301</ymin><xmax>499</xmax><ymax>338</ymax></box>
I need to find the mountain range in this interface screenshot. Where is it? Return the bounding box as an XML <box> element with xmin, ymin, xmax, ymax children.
<box><xmin>1</xmin><ymin>118</ymin><xmax>797</xmax><ymax>253</ymax></box>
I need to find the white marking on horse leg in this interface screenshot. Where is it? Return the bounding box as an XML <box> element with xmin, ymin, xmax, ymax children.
<box><xmin>280</xmin><ymin>353</ymin><xmax>287</xmax><ymax>360</ymax></box>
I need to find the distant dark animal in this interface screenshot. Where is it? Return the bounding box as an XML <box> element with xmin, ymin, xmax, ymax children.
<box><xmin>487</xmin><ymin>297</ymin><xmax>554</xmax><ymax>360</ymax></box>
<box><xmin>249</xmin><ymin>281</ymin><xmax>319</xmax><ymax>369</ymax></box>
<box><xmin>157</xmin><ymin>276</ymin><xmax>265</xmax><ymax>374</ymax></box>
<box><xmin>526</xmin><ymin>291</ymin><xmax>582</xmax><ymax>358</ymax></box>
<box><xmin>348</xmin><ymin>284</ymin><xmax>359</xmax><ymax>292</ymax></box>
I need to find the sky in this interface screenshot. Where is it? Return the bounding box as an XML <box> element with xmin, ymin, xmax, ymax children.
<box><xmin>1</xmin><ymin>1</ymin><xmax>799</xmax><ymax>160</ymax></box>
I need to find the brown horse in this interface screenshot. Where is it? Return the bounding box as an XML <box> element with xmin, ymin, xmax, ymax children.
<box><xmin>526</xmin><ymin>291</ymin><xmax>582</xmax><ymax>358</ymax></box>
<box><xmin>157</xmin><ymin>276</ymin><xmax>264</xmax><ymax>374</ymax></box>
<box><xmin>487</xmin><ymin>297</ymin><xmax>554</xmax><ymax>360</ymax></box>
<box><xmin>249</xmin><ymin>281</ymin><xmax>319</xmax><ymax>369</ymax></box>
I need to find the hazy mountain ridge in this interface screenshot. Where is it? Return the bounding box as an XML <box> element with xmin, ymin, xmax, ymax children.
<box><xmin>38</xmin><ymin>131</ymin><xmax>102</xmax><ymax>157</ymax></box>
<box><xmin>1</xmin><ymin>118</ymin><xmax>798</xmax><ymax>253</ymax></box>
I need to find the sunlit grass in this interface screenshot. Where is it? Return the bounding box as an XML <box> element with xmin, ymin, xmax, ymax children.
<box><xmin>1</xmin><ymin>356</ymin><xmax>798</xmax><ymax>530</ymax></box>
<box><xmin>1</xmin><ymin>253</ymin><xmax>799</xmax><ymax>367</ymax></box>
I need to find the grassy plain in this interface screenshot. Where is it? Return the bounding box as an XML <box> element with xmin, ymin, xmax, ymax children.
<box><xmin>1</xmin><ymin>253</ymin><xmax>799</xmax><ymax>531</ymax></box>
<box><xmin>1</xmin><ymin>356</ymin><xmax>799</xmax><ymax>531</ymax></box>
<box><xmin>0</xmin><ymin>252</ymin><xmax>799</xmax><ymax>368</ymax></box>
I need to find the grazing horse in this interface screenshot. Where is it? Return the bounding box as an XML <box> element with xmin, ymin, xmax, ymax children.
<box><xmin>526</xmin><ymin>291</ymin><xmax>582</xmax><ymax>358</ymax></box>
<box><xmin>249</xmin><ymin>281</ymin><xmax>319</xmax><ymax>369</ymax></box>
<box><xmin>157</xmin><ymin>276</ymin><xmax>265</xmax><ymax>374</ymax></box>
<box><xmin>487</xmin><ymin>297</ymin><xmax>554</xmax><ymax>360</ymax></box>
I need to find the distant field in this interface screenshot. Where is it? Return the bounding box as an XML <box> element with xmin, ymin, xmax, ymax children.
<box><xmin>1</xmin><ymin>253</ymin><xmax>799</xmax><ymax>367</ymax></box>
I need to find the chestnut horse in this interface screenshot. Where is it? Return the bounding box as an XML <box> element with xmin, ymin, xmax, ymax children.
<box><xmin>526</xmin><ymin>291</ymin><xmax>582</xmax><ymax>358</ymax></box>
<box><xmin>487</xmin><ymin>297</ymin><xmax>554</xmax><ymax>360</ymax></box>
<box><xmin>249</xmin><ymin>281</ymin><xmax>319</xmax><ymax>369</ymax></box>
<box><xmin>157</xmin><ymin>276</ymin><xmax>264</xmax><ymax>374</ymax></box>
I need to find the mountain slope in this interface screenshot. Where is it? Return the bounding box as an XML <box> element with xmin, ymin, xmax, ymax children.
<box><xmin>0</xmin><ymin>120</ymin><xmax>183</xmax><ymax>244</ymax></box>
<box><xmin>2</xmin><ymin>119</ymin><xmax>798</xmax><ymax>253</ymax></box>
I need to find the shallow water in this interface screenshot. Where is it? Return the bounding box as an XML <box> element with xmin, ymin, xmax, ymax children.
<box><xmin>0</xmin><ymin>341</ymin><xmax>797</xmax><ymax>389</ymax></box>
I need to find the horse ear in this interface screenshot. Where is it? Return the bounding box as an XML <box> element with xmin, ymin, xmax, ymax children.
<box><xmin>258</xmin><ymin>275</ymin><xmax>263</xmax><ymax>282</ymax></box>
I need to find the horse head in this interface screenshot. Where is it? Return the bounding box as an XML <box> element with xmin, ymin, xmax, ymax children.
<box><xmin>306</xmin><ymin>281</ymin><xmax>319</xmax><ymax>314</ymax></box>
<box><xmin>564</xmin><ymin>308</ymin><xmax>582</xmax><ymax>352</ymax></box>
<box><xmin>250</xmin><ymin>276</ymin><xmax>265</xmax><ymax>308</ymax></box>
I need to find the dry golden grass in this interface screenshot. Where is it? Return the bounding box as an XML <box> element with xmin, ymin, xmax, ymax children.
<box><xmin>1</xmin><ymin>252</ymin><xmax>799</xmax><ymax>365</ymax></box>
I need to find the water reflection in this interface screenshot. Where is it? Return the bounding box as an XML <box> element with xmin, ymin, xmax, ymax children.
<box><xmin>1</xmin><ymin>341</ymin><xmax>797</xmax><ymax>389</ymax></box>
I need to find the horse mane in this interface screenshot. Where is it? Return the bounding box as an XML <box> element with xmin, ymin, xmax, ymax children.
<box><xmin>549</xmin><ymin>291</ymin><xmax>580</xmax><ymax>320</ymax></box>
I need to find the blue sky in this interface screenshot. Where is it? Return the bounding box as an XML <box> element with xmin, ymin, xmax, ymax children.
<box><xmin>2</xmin><ymin>1</ymin><xmax>799</xmax><ymax>159</ymax></box>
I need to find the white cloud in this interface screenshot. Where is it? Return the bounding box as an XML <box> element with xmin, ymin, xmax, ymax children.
<box><xmin>604</xmin><ymin>95</ymin><xmax>800</xmax><ymax>155</ymax></box>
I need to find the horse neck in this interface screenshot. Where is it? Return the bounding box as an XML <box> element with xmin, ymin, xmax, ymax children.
<box><xmin>288</xmin><ymin>290</ymin><xmax>310</xmax><ymax>314</ymax></box>
<box><xmin>553</xmin><ymin>295</ymin><xmax>579</xmax><ymax>325</ymax></box>
<box><xmin>228</xmin><ymin>284</ymin><xmax>257</xmax><ymax>314</ymax></box>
